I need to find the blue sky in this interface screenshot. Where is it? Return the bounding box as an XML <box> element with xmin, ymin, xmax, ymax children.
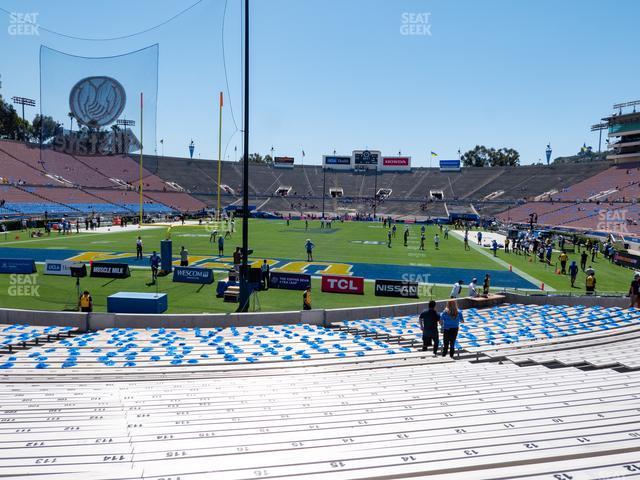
<box><xmin>0</xmin><ymin>0</ymin><xmax>638</xmax><ymax>165</ymax></box>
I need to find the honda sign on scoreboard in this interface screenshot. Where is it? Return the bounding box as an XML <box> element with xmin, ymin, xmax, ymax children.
<box><xmin>321</xmin><ymin>274</ymin><xmax>365</xmax><ymax>295</ymax></box>
<box><xmin>352</xmin><ymin>150</ymin><xmax>381</xmax><ymax>169</ymax></box>
<box><xmin>381</xmin><ymin>156</ymin><xmax>411</xmax><ymax>171</ymax></box>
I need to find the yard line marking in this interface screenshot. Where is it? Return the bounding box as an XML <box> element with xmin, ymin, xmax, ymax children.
<box><xmin>451</xmin><ymin>230</ymin><xmax>550</xmax><ymax>291</ymax></box>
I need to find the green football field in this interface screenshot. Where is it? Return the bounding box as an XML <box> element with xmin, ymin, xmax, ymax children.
<box><xmin>0</xmin><ymin>219</ymin><xmax>631</xmax><ymax>313</ymax></box>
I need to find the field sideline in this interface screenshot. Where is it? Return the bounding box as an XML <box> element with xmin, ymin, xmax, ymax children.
<box><xmin>0</xmin><ymin>219</ymin><xmax>631</xmax><ymax>313</ymax></box>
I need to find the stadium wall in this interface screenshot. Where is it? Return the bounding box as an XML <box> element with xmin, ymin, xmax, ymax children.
<box><xmin>0</xmin><ymin>293</ymin><xmax>629</xmax><ymax>331</ymax></box>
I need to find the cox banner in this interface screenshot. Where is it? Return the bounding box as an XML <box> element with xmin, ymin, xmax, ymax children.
<box><xmin>270</xmin><ymin>271</ymin><xmax>311</xmax><ymax>290</ymax></box>
<box><xmin>375</xmin><ymin>279</ymin><xmax>419</xmax><ymax>298</ymax></box>
<box><xmin>173</xmin><ymin>266</ymin><xmax>214</xmax><ymax>284</ymax></box>
<box><xmin>321</xmin><ymin>274</ymin><xmax>364</xmax><ymax>295</ymax></box>
<box><xmin>0</xmin><ymin>258</ymin><xmax>36</xmax><ymax>274</ymax></box>
<box><xmin>90</xmin><ymin>262</ymin><xmax>131</xmax><ymax>279</ymax></box>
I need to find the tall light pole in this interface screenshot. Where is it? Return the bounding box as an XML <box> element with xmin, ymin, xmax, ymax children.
<box><xmin>238</xmin><ymin>0</ymin><xmax>251</xmax><ymax>312</ymax></box>
<box><xmin>591</xmin><ymin>123</ymin><xmax>608</xmax><ymax>154</ymax></box>
<box><xmin>117</xmin><ymin>119</ymin><xmax>135</xmax><ymax>156</ymax></box>
<box><xmin>12</xmin><ymin>96</ymin><xmax>35</xmax><ymax>122</ymax></box>
<box><xmin>12</xmin><ymin>96</ymin><xmax>35</xmax><ymax>140</ymax></box>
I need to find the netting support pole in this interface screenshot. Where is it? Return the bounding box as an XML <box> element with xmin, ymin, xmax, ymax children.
<box><xmin>217</xmin><ymin>92</ymin><xmax>223</xmax><ymax>220</ymax></box>
<box><xmin>139</xmin><ymin>92</ymin><xmax>144</xmax><ymax>227</ymax></box>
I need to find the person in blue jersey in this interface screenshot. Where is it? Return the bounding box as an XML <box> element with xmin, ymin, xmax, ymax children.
<box><xmin>305</xmin><ymin>239</ymin><xmax>315</xmax><ymax>261</ymax></box>
<box><xmin>440</xmin><ymin>299</ymin><xmax>464</xmax><ymax>359</ymax></box>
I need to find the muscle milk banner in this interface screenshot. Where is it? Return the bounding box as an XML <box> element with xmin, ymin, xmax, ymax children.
<box><xmin>90</xmin><ymin>262</ymin><xmax>131</xmax><ymax>279</ymax></box>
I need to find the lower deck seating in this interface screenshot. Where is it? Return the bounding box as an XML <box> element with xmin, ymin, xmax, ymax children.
<box><xmin>1</xmin><ymin>304</ymin><xmax>640</xmax><ymax>478</ymax></box>
<box><xmin>0</xmin><ymin>361</ymin><xmax>639</xmax><ymax>478</ymax></box>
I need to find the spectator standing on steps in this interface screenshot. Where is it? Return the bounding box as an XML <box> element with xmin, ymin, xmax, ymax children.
<box><xmin>440</xmin><ymin>299</ymin><xmax>464</xmax><ymax>359</ymax></box>
<box><xmin>419</xmin><ymin>300</ymin><xmax>440</xmax><ymax>355</ymax></box>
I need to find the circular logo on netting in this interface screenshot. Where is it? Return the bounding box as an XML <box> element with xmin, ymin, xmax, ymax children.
<box><xmin>69</xmin><ymin>76</ymin><xmax>126</xmax><ymax>127</ymax></box>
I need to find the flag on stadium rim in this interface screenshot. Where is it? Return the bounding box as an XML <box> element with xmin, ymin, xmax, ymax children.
<box><xmin>430</xmin><ymin>151</ymin><xmax>438</xmax><ymax>157</ymax></box>
<box><xmin>302</xmin><ymin>149</ymin><xmax>306</xmax><ymax>157</ymax></box>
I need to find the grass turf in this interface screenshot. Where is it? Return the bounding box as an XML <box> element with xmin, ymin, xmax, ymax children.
<box><xmin>0</xmin><ymin>219</ymin><xmax>631</xmax><ymax>313</ymax></box>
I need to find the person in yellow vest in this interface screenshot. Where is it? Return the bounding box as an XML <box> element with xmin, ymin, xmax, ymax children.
<box><xmin>303</xmin><ymin>286</ymin><xmax>312</xmax><ymax>311</ymax></box>
<box><xmin>585</xmin><ymin>272</ymin><xmax>596</xmax><ymax>295</ymax></box>
<box><xmin>559</xmin><ymin>251</ymin><xmax>569</xmax><ymax>274</ymax></box>
<box><xmin>78</xmin><ymin>290</ymin><xmax>93</xmax><ymax>313</ymax></box>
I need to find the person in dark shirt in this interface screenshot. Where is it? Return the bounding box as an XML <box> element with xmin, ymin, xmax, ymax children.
<box><xmin>629</xmin><ymin>273</ymin><xmax>640</xmax><ymax>308</ymax></box>
<box><xmin>419</xmin><ymin>300</ymin><xmax>440</xmax><ymax>355</ymax></box>
<box><xmin>568</xmin><ymin>260</ymin><xmax>579</xmax><ymax>288</ymax></box>
<box><xmin>580</xmin><ymin>251</ymin><xmax>588</xmax><ymax>271</ymax></box>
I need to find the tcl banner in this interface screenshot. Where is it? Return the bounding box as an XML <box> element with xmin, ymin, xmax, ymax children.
<box><xmin>375</xmin><ymin>279</ymin><xmax>419</xmax><ymax>298</ymax></box>
<box><xmin>381</xmin><ymin>156</ymin><xmax>411</xmax><ymax>171</ymax></box>
<box><xmin>321</xmin><ymin>274</ymin><xmax>364</xmax><ymax>295</ymax></box>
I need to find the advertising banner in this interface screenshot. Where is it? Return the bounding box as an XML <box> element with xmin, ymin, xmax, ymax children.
<box><xmin>321</xmin><ymin>274</ymin><xmax>364</xmax><ymax>295</ymax></box>
<box><xmin>614</xmin><ymin>252</ymin><xmax>640</xmax><ymax>269</ymax></box>
<box><xmin>439</xmin><ymin>160</ymin><xmax>461</xmax><ymax>172</ymax></box>
<box><xmin>172</xmin><ymin>266</ymin><xmax>214</xmax><ymax>284</ymax></box>
<box><xmin>90</xmin><ymin>262</ymin><xmax>131</xmax><ymax>279</ymax></box>
<box><xmin>44</xmin><ymin>260</ymin><xmax>75</xmax><ymax>276</ymax></box>
<box><xmin>381</xmin><ymin>156</ymin><xmax>411</xmax><ymax>171</ymax></box>
<box><xmin>374</xmin><ymin>279</ymin><xmax>419</xmax><ymax>298</ymax></box>
<box><xmin>0</xmin><ymin>259</ymin><xmax>37</xmax><ymax>274</ymax></box>
<box><xmin>269</xmin><ymin>271</ymin><xmax>311</xmax><ymax>290</ymax></box>
<box><xmin>274</xmin><ymin>156</ymin><xmax>295</xmax><ymax>168</ymax></box>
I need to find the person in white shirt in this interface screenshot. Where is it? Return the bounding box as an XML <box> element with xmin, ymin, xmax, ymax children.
<box><xmin>450</xmin><ymin>280</ymin><xmax>463</xmax><ymax>298</ymax></box>
<box><xmin>468</xmin><ymin>278</ymin><xmax>478</xmax><ymax>297</ymax></box>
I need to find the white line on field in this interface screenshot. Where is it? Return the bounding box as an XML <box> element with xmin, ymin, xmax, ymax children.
<box><xmin>450</xmin><ymin>230</ymin><xmax>552</xmax><ymax>291</ymax></box>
